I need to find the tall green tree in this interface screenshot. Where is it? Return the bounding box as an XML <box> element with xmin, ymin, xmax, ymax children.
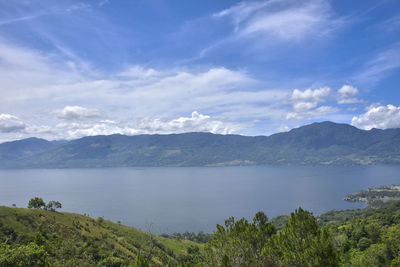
<box><xmin>262</xmin><ymin>207</ymin><xmax>339</xmax><ymax>267</ymax></box>
<box><xmin>204</xmin><ymin>211</ymin><xmax>276</xmax><ymax>266</ymax></box>
<box><xmin>27</xmin><ymin>197</ymin><xmax>46</xmax><ymax>209</ymax></box>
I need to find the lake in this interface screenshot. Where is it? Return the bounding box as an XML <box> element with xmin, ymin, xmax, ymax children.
<box><xmin>1</xmin><ymin>165</ymin><xmax>400</xmax><ymax>233</ymax></box>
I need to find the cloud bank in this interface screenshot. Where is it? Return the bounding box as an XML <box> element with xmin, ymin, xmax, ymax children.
<box><xmin>351</xmin><ymin>104</ymin><xmax>400</xmax><ymax>130</ymax></box>
<box><xmin>0</xmin><ymin>114</ymin><xmax>26</xmax><ymax>133</ymax></box>
<box><xmin>28</xmin><ymin>111</ymin><xmax>239</xmax><ymax>140</ymax></box>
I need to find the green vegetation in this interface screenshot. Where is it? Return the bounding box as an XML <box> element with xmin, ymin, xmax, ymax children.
<box><xmin>28</xmin><ymin>197</ymin><xmax>62</xmax><ymax>212</ymax></box>
<box><xmin>263</xmin><ymin>208</ymin><xmax>339</xmax><ymax>266</ymax></box>
<box><xmin>200</xmin><ymin>209</ymin><xmax>339</xmax><ymax>266</ymax></box>
<box><xmin>345</xmin><ymin>185</ymin><xmax>400</xmax><ymax>208</ymax></box>
<box><xmin>196</xmin><ymin>203</ymin><xmax>400</xmax><ymax>266</ymax></box>
<box><xmin>327</xmin><ymin>201</ymin><xmax>400</xmax><ymax>266</ymax></box>
<box><xmin>160</xmin><ymin>231</ymin><xmax>212</xmax><ymax>243</ymax></box>
<box><xmin>0</xmin><ymin>206</ymin><xmax>199</xmax><ymax>266</ymax></box>
<box><xmin>204</xmin><ymin>211</ymin><xmax>277</xmax><ymax>266</ymax></box>
<box><xmin>27</xmin><ymin>197</ymin><xmax>46</xmax><ymax>210</ymax></box>
<box><xmin>2</xmin><ymin>196</ymin><xmax>400</xmax><ymax>266</ymax></box>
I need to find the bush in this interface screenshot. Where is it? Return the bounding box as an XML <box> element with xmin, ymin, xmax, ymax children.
<box><xmin>0</xmin><ymin>243</ymin><xmax>48</xmax><ymax>266</ymax></box>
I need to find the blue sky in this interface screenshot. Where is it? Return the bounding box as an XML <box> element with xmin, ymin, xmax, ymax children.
<box><xmin>0</xmin><ymin>0</ymin><xmax>399</xmax><ymax>141</ymax></box>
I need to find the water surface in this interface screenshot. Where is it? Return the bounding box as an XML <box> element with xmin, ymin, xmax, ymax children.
<box><xmin>1</xmin><ymin>165</ymin><xmax>399</xmax><ymax>233</ymax></box>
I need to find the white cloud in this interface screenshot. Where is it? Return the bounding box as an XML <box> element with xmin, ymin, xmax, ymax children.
<box><xmin>0</xmin><ymin>37</ymin><xmax>291</xmax><ymax>141</ymax></box>
<box><xmin>53</xmin><ymin>121</ymin><xmax>135</xmax><ymax>139</ymax></box>
<box><xmin>276</xmin><ymin>125</ymin><xmax>290</xmax><ymax>132</ymax></box>
<box><xmin>337</xmin><ymin>85</ymin><xmax>361</xmax><ymax>104</ymax></box>
<box><xmin>0</xmin><ymin>114</ymin><xmax>26</xmax><ymax>133</ymax></box>
<box><xmin>287</xmin><ymin>106</ymin><xmax>338</xmax><ymax>120</ymax></box>
<box><xmin>286</xmin><ymin>87</ymin><xmax>338</xmax><ymax>120</ymax></box>
<box><xmin>0</xmin><ymin>38</ymin><xmax>86</xmax><ymax>104</ymax></box>
<box><xmin>0</xmin><ymin>38</ymin><xmax>268</xmax><ymax>118</ymax></box>
<box><xmin>117</xmin><ymin>65</ymin><xmax>159</xmax><ymax>78</ymax></box>
<box><xmin>215</xmin><ymin>0</ymin><xmax>342</xmax><ymax>42</ymax></box>
<box><xmin>291</xmin><ymin>87</ymin><xmax>330</xmax><ymax>103</ymax></box>
<box><xmin>66</xmin><ymin>3</ymin><xmax>91</xmax><ymax>12</ymax></box>
<box><xmin>34</xmin><ymin>111</ymin><xmax>239</xmax><ymax>140</ymax></box>
<box><xmin>53</xmin><ymin>106</ymin><xmax>102</xmax><ymax>120</ymax></box>
<box><xmin>213</xmin><ymin>1</ymin><xmax>270</xmax><ymax>31</ymax></box>
<box><xmin>338</xmin><ymin>85</ymin><xmax>358</xmax><ymax>98</ymax></box>
<box><xmin>351</xmin><ymin>104</ymin><xmax>400</xmax><ymax>130</ymax></box>
<box><xmin>134</xmin><ymin>111</ymin><xmax>239</xmax><ymax>135</ymax></box>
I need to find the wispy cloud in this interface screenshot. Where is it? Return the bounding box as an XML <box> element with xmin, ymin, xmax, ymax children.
<box><xmin>0</xmin><ymin>1</ymin><xmax>92</xmax><ymax>27</ymax></box>
<box><xmin>0</xmin><ymin>37</ymin><xmax>290</xmax><ymax>140</ymax></box>
<box><xmin>190</xmin><ymin>0</ymin><xmax>347</xmax><ymax>62</ymax></box>
<box><xmin>215</xmin><ymin>0</ymin><xmax>344</xmax><ymax>42</ymax></box>
<box><xmin>0</xmin><ymin>0</ymin><xmax>393</xmax><ymax>141</ymax></box>
<box><xmin>0</xmin><ymin>14</ymin><xmax>45</xmax><ymax>26</ymax></box>
<box><xmin>378</xmin><ymin>15</ymin><xmax>400</xmax><ymax>32</ymax></box>
<box><xmin>354</xmin><ymin>43</ymin><xmax>400</xmax><ymax>85</ymax></box>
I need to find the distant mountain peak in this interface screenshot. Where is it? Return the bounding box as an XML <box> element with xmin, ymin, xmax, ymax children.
<box><xmin>1</xmin><ymin>121</ymin><xmax>399</xmax><ymax>168</ymax></box>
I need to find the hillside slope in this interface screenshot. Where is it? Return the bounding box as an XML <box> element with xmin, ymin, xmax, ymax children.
<box><xmin>0</xmin><ymin>206</ymin><xmax>199</xmax><ymax>266</ymax></box>
<box><xmin>1</xmin><ymin>121</ymin><xmax>400</xmax><ymax>168</ymax></box>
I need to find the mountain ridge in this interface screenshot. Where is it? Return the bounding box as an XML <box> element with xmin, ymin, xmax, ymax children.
<box><xmin>1</xmin><ymin>121</ymin><xmax>400</xmax><ymax>168</ymax></box>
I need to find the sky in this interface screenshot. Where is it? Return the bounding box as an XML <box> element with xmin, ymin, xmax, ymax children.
<box><xmin>0</xmin><ymin>0</ymin><xmax>399</xmax><ymax>142</ymax></box>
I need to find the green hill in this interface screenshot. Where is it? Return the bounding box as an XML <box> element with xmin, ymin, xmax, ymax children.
<box><xmin>2</xmin><ymin>201</ymin><xmax>400</xmax><ymax>266</ymax></box>
<box><xmin>1</xmin><ymin>121</ymin><xmax>400</xmax><ymax>168</ymax></box>
<box><xmin>0</xmin><ymin>206</ymin><xmax>200</xmax><ymax>266</ymax></box>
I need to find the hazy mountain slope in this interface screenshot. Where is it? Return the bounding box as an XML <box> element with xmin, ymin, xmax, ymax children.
<box><xmin>1</xmin><ymin>121</ymin><xmax>400</xmax><ymax>168</ymax></box>
<box><xmin>0</xmin><ymin>137</ymin><xmax>58</xmax><ymax>161</ymax></box>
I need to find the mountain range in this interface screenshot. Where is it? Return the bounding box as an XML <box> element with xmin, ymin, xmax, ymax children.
<box><xmin>1</xmin><ymin>121</ymin><xmax>399</xmax><ymax>168</ymax></box>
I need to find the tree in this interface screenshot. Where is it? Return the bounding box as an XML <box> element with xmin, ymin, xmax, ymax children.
<box><xmin>28</xmin><ymin>197</ymin><xmax>46</xmax><ymax>209</ymax></box>
<box><xmin>46</xmin><ymin>201</ymin><xmax>62</xmax><ymax>212</ymax></box>
<box><xmin>262</xmin><ymin>207</ymin><xmax>339</xmax><ymax>266</ymax></box>
<box><xmin>204</xmin><ymin>211</ymin><xmax>276</xmax><ymax>266</ymax></box>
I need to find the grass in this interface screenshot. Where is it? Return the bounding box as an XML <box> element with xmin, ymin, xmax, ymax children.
<box><xmin>0</xmin><ymin>206</ymin><xmax>200</xmax><ymax>266</ymax></box>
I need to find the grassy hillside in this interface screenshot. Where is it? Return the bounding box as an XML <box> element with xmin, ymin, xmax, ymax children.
<box><xmin>2</xmin><ymin>201</ymin><xmax>400</xmax><ymax>266</ymax></box>
<box><xmin>0</xmin><ymin>206</ymin><xmax>200</xmax><ymax>266</ymax></box>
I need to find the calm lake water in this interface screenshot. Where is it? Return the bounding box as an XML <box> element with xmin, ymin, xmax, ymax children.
<box><xmin>1</xmin><ymin>165</ymin><xmax>400</xmax><ymax>233</ymax></box>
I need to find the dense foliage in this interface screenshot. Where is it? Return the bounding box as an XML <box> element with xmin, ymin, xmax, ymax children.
<box><xmin>204</xmin><ymin>211</ymin><xmax>276</xmax><ymax>266</ymax></box>
<box><xmin>2</xmin><ymin>201</ymin><xmax>400</xmax><ymax>266</ymax></box>
<box><xmin>327</xmin><ymin>202</ymin><xmax>400</xmax><ymax>266</ymax></box>
<box><xmin>199</xmin><ymin>209</ymin><xmax>339</xmax><ymax>266</ymax></box>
